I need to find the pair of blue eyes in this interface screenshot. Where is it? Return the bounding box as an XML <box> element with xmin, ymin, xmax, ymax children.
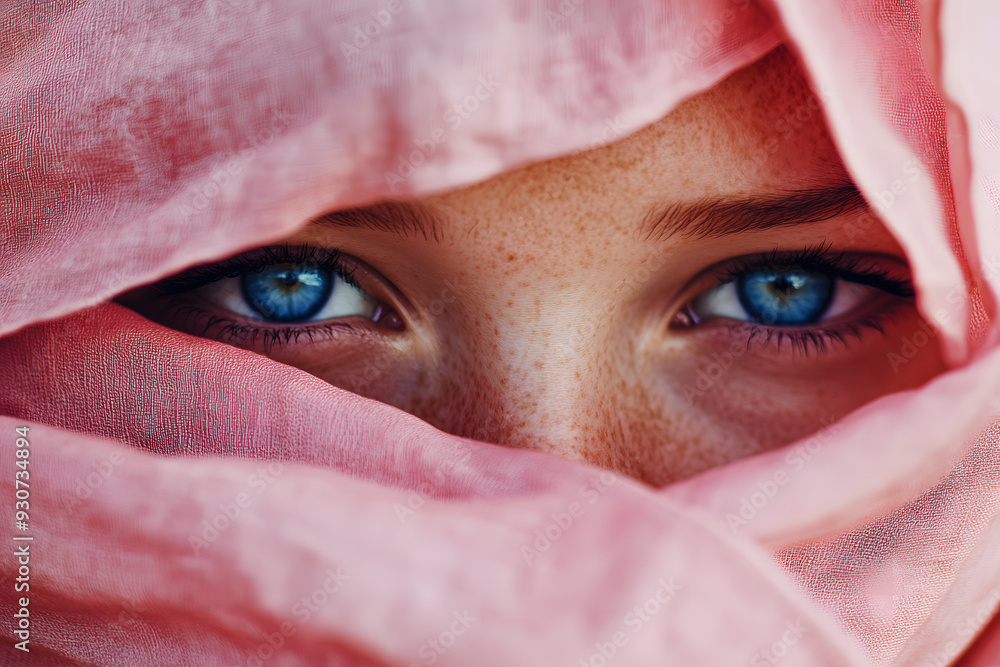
<box><xmin>222</xmin><ymin>261</ymin><xmax>853</xmax><ymax>328</ymax></box>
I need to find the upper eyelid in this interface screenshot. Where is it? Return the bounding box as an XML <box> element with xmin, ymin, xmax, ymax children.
<box><xmin>695</xmin><ymin>247</ymin><xmax>911</xmax><ymax>293</ymax></box>
<box><xmin>150</xmin><ymin>245</ymin><xmax>353</xmax><ymax>294</ymax></box>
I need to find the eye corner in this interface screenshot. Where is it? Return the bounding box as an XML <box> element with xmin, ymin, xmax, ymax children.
<box><xmin>668</xmin><ymin>304</ymin><xmax>701</xmax><ymax>330</ymax></box>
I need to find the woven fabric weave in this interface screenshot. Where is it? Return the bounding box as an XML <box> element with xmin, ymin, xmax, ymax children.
<box><xmin>1</xmin><ymin>1</ymin><xmax>998</xmax><ymax>665</ymax></box>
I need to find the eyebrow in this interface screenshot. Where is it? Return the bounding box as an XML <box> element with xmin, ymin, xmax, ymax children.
<box><xmin>311</xmin><ymin>184</ymin><xmax>868</xmax><ymax>244</ymax></box>
<box><xmin>311</xmin><ymin>200</ymin><xmax>443</xmax><ymax>242</ymax></box>
<box><xmin>640</xmin><ymin>183</ymin><xmax>869</xmax><ymax>242</ymax></box>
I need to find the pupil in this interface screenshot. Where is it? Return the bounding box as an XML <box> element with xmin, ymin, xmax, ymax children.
<box><xmin>769</xmin><ymin>275</ymin><xmax>804</xmax><ymax>302</ymax></box>
<box><xmin>276</xmin><ymin>273</ymin><xmax>300</xmax><ymax>289</ymax></box>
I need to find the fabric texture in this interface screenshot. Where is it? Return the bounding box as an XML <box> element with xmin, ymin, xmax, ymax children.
<box><xmin>1</xmin><ymin>0</ymin><xmax>999</xmax><ymax>665</ymax></box>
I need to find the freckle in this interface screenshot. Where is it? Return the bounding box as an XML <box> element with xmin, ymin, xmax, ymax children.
<box><xmin>507</xmin><ymin>254</ymin><xmax>516</xmax><ymax>262</ymax></box>
<box><xmin>507</xmin><ymin>300</ymin><xmax>513</xmax><ymax>307</ymax></box>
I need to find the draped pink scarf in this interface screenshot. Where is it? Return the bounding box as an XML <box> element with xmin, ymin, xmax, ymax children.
<box><xmin>2</xmin><ymin>1</ymin><xmax>1000</xmax><ymax>664</ymax></box>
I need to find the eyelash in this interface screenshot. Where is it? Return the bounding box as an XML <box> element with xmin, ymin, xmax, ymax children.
<box><xmin>153</xmin><ymin>244</ymin><xmax>373</xmax><ymax>352</ymax></box>
<box><xmin>153</xmin><ymin>243</ymin><xmax>913</xmax><ymax>356</ymax></box>
<box><xmin>152</xmin><ymin>244</ymin><xmax>361</xmax><ymax>294</ymax></box>
<box><xmin>161</xmin><ymin>302</ymin><xmax>360</xmax><ymax>352</ymax></box>
<box><xmin>710</xmin><ymin>245</ymin><xmax>913</xmax><ymax>297</ymax></box>
<box><xmin>674</xmin><ymin>244</ymin><xmax>914</xmax><ymax>355</ymax></box>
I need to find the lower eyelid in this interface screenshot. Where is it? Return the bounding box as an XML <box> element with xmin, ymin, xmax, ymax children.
<box><xmin>692</xmin><ymin>297</ymin><xmax>910</xmax><ymax>356</ymax></box>
<box><xmin>157</xmin><ymin>299</ymin><xmax>372</xmax><ymax>349</ymax></box>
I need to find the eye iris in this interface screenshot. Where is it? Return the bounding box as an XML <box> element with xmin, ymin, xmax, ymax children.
<box><xmin>240</xmin><ymin>263</ymin><xmax>334</xmax><ymax>322</ymax></box>
<box><xmin>737</xmin><ymin>269</ymin><xmax>834</xmax><ymax>325</ymax></box>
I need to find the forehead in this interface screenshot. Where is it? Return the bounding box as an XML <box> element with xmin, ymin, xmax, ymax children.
<box><xmin>429</xmin><ymin>46</ymin><xmax>850</xmax><ymax>230</ymax></box>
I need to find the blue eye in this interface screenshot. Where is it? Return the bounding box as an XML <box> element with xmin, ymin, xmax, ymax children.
<box><xmin>737</xmin><ymin>270</ymin><xmax>833</xmax><ymax>325</ymax></box>
<box><xmin>241</xmin><ymin>264</ymin><xmax>334</xmax><ymax>322</ymax></box>
<box><xmin>689</xmin><ymin>266</ymin><xmax>882</xmax><ymax>327</ymax></box>
<box><xmin>192</xmin><ymin>260</ymin><xmax>381</xmax><ymax>324</ymax></box>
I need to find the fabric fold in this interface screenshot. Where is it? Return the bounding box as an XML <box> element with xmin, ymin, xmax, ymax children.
<box><xmin>2</xmin><ymin>0</ymin><xmax>1000</xmax><ymax>665</ymax></box>
<box><xmin>1</xmin><ymin>419</ymin><xmax>871</xmax><ymax>666</ymax></box>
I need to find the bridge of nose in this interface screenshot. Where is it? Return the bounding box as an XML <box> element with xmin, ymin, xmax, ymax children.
<box><xmin>421</xmin><ymin>268</ymin><xmax>644</xmax><ymax>466</ymax></box>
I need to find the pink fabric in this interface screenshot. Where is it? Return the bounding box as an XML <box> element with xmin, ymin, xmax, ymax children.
<box><xmin>1</xmin><ymin>1</ymin><xmax>998</xmax><ymax>665</ymax></box>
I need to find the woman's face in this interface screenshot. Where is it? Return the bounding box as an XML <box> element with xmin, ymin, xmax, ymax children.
<box><xmin>123</xmin><ymin>48</ymin><xmax>946</xmax><ymax>486</ymax></box>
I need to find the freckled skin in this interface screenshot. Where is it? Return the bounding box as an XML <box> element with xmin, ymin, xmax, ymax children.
<box><xmin>131</xmin><ymin>47</ymin><xmax>947</xmax><ymax>487</ymax></box>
